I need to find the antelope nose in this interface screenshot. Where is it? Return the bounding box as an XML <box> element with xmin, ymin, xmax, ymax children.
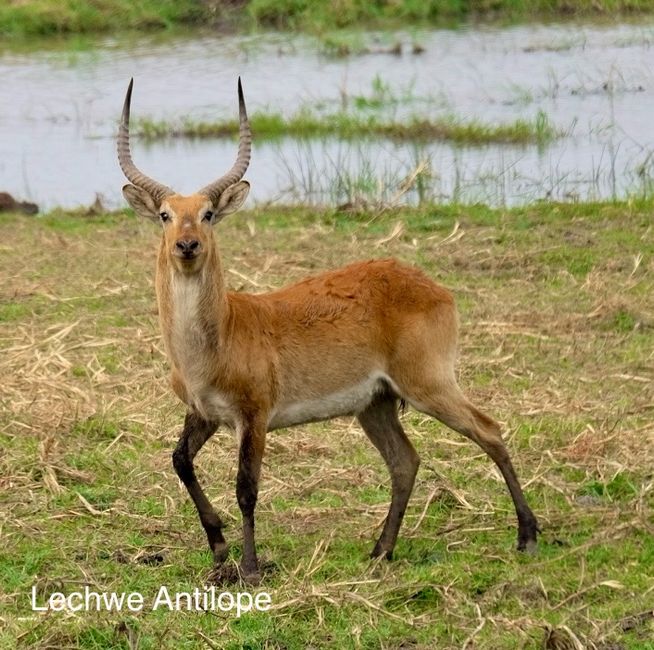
<box><xmin>175</xmin><ymin>239</ymin><xmax>200</xmax><ymax>257</ymax></box>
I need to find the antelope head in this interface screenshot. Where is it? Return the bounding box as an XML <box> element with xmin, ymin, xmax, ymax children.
<box><xmin>117</xmin><ymin>78</ymin><xmax>252</xmax><ymax>274</ymax></box>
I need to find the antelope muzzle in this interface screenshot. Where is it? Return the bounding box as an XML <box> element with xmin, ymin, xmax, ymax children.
<box><xmin>174</xmin><ymin>238</ymin><xmax>201</xmax><ymax>260</ymax></box>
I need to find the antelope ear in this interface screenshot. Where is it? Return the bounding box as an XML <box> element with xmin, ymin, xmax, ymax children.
<box><xmin>122</xmin><ymin>184</ymin><xmax>160</xmax><ymax>222</ymax></box>
<box><xmin>213</xmin><ymin>181</ymin><xmax>250</xmax><ymax>222</ymax></box>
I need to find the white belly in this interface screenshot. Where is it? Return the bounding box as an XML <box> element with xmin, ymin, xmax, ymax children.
<box><xmin>268</xmin><ymin>373</ymin><xmax>392</xmax><ymax>430</ymax></box>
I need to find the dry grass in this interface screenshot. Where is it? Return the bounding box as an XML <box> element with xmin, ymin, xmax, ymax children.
<box><xmin>0</xmin><ymin>201</ymin><xmax>652</xmax><ymax>649</ymax></box>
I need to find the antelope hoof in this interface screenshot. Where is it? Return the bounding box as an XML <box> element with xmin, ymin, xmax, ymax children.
<box><xmin>239</xmin><ymin>565</ymin><xmax>261</xmax><ymax>586</ymax></box>
<box><xmin>518</xmin><ymin>538</ymin><xmax>538</xmax><ymax>555</ymax></box>
<box><xmin>212</xmin><ymin>542</ymin><xmax>229</xmax><ymax>564</ymax></box>
<box><xmin>370</xmin><ymin>542</ymin><xmax>393</xmax><ymax>561</ymax></box>
<box><xmin>517</xmin><ymin>517</ymin><xmax>540</xmax><ymax>553</ymax></box>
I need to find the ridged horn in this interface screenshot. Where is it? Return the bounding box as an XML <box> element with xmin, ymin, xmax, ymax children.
<box><xmin>117</xmin><ymin>78</ymin><xmax>173</xmax><ymax>204</ymax></box>
<box><xmin>199</xmin><ymin>77</ymin><xmax>252</xmax><ymax>204</ymax></box>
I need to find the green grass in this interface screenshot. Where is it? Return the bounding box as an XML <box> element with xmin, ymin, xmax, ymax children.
<box><xmin>0</xmin><ymin>0</ymin><xmax>204</xmax><ymax>37</ymax></box>
<box><xmin>249</xmin><ymin>0</ymin><xmax>654</xmax><ymax>30</ymax></box>
<box><xmin>3</xmin><ymin>0</ymin><xmax>654</xmax><ymax>38</ymax></box>
<box><xmin>136</xmin><ymin>108</ymin><xmax>558</xmax><ymax>146</ymax></box>
<box><xmin>0</xmin><ymin>199</ymin><xmax>653</xmax><ymax>648</ymax></box>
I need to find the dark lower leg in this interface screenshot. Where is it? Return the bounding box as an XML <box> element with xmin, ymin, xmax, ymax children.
<box><xmin>493</xmin><ymin>452</ymin><xmax>539</xmax><ymax>550</ymax></box>
<box><xmin>431</xmin><ymin>398</ymin><xmax>539</xmax><ymax>550</ymax></box>
<box><xmin>466</xmin><ymin>405</ymin><xmax>538</xmax><ymax>549</ymax></box>
<box><xmin>236</xmin><ymin>425</ymin><xmax>266</xmax><ymax>581</ymax></box>
<box><xmin>172</xmin><ymin>412</ymin><xmax>227</xmax><ymax>563</ymax></box>
<box><xmin>358</xmin><ymin>395</ymin><xmax>420</xmax><ymax>560</ymax></box>
<box><xmin>371</xmin><ymin>474</ymin><xmax>417</xmax><ymax>559</ymax></box>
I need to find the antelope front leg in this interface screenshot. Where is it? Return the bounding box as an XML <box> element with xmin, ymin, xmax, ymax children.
<box><xmin>172</xmin><ymin>412</ymin><xmax>228</xmax><ymax>564</ymax></box>
<box><xmin>236</xmin><ymin>419</ymin><xmax>266</xmax><ymax>583</ymax></box>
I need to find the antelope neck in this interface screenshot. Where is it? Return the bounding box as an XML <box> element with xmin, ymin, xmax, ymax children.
<box><xmin>160</xmin><ymin>242</ymin><xmax>228</xmax><ymax>368</ymax></box>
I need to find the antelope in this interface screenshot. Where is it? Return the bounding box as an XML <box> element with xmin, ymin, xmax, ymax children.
<box><xmin>117</xmin><ymin>78</ymin><xmax>539</xmax><ymax>583</ymax></box>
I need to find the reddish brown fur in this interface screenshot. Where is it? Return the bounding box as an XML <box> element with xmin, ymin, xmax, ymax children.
<box><xmin>150</xmin><ymin>190</ymin><xmax>458</xmax><ymax>427</ymax></box>
<box><xmin>123</xmin><ymin>176</ymin><xmax>538</xmax><ymax>583</ymax></box>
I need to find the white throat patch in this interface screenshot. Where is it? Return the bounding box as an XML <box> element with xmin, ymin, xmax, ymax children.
<box><xmin>170</xmin><ymin>274</ymin><xmax>206</xmax><ymax>400</ymax></box>
<box><xmin>168</xmin><ymin>272</ymin><xmax>239</xmax><ymax>429</ymax></box>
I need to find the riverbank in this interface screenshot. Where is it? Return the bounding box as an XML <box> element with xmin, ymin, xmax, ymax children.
<box><xmin>2</xmin><ymin>0</ymin><xmax>654</xmax><ymax>37</ymax></box>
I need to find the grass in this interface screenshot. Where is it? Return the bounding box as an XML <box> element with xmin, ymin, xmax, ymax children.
<box><xmin>247</xmin><ymin>0</ymin><xmax>654</xmax><ymax>30</ymax></box>
<box><xmin>3</xmin><ymin>0</ymin><xmax>654</xmax><ymax>37</ymax></box>
<box><xmin>0</xmin><ymin>0</ymin><xmax>204</xmax><ymax>37</ymax></box>
<box><xmin>135</xmin><ymin>109</ymin><xmax>558</xmax><ymax>146</ymax></box>
<box><xmin>1</xmin><ymin>199</ymin><xmax>653</xmax><ymax>648</ymax></box>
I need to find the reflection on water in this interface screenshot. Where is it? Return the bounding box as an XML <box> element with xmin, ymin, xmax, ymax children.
<box><xmin>1</xmin><ymin>23</ymin><xmax>654</xmax><ymax>209</ymax></box>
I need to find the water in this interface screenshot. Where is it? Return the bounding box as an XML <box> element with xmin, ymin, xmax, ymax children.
<box><xmin>2</xmin><ymin>23</ymin><xmax>654</xmax><ymax>210</ymax></box>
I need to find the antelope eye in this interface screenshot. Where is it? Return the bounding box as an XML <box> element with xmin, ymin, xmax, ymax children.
<box><xmin>159</xmin><ymin>212</ymin><xmax>169</xmax><ymax>222</ymax></box>
<box><xmin>203</xmin><ymin>210</ymin><xmax>214</xmax><ymax>222</ymax></box>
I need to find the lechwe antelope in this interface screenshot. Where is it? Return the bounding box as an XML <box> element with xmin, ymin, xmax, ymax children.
<box><xmin>117</xmin><ymin>78</ymin><xmax>539</xmax><ymax>582</ymax></box>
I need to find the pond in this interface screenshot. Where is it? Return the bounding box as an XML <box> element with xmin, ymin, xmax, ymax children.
<box><xmin>2</xmin><ymin>22</ymin><xmax>654</xmax><ymax>210</ymax></box>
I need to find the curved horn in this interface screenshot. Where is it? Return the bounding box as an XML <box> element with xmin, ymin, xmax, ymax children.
<box><xmin>199</xmin><ymin>77</ymin><xmax>252</xmax><ymax>204</ymax></box>
<box><xmin>117</xmin><ymin>78</ymin><xmax>173</xmax><ymax>204</ymax></box>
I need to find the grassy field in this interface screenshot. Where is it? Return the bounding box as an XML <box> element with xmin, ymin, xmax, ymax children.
<box><xmin>1</xmin><ymin>199</ymin><xmax>653</xmax><ymax>649</ymax></box>
<box><xmin>2</xmin><ymin>0</ymin><xmax>654</xmax><ymax>37</ymax></box>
